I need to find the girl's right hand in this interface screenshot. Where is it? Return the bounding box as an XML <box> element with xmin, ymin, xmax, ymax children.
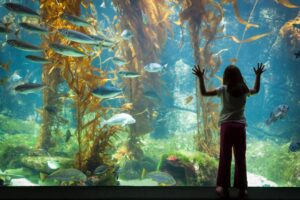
<box><xmin>253</xmin><ymin>63</ymin><xmax>266</xmax><ymax>76</ymax></box>
<box><xmin>192</xmin><ymin>65</ymin><xmax>205</xmax><ymax>78</ymax></box>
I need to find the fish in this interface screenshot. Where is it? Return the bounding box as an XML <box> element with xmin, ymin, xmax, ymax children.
<box><xmin>294</xmin><ymin>51</ymin><xmax>300</xmax><ymax>58</ymax></box>
<box><xmin>118</xmin><ymin>70</ymin><xmax>140</xmax><ymax>78</ymax></box>
<box><xmin>3</xmin><ymin>3</ymin><xmax>40</xmax><ymax>18</ymax></box>
<box><xmin>289</xmin><ymin>141</ymin><xmax>300</xmax><ymax>152</ymax></box>
<box><xmin>14</xmin><ymin>83</ymin><xmax>45</xmax><ymax>94</ymax></box>
<box><xmin>145</xmin><ymin>171</ymin><xmax>176</xmax><ymax>186</ymax></box>
<box><xmin>7</xmin><ymin>39</ymin><xmax>43</xmax><ymax>52</ymax></box>
<box><xmin>47</xmin><ymin>168</ymin><xmax>87</xmax><ymax>182</ymax></box>
<box><xmin>142</xmin><ymin>11</ymin><xmax>148</xmax><ymax>25</ymax></box>
<box><xmin>60</xmin><ymin>13</ymin><xmax>91</xmax><ymax>27</ymax></box>
<box><xmin>144</xmin><ymin>63</ymin><xmax>167</xmax><ymax>73</ymax></box>
<box><xmin>229</xmin><ymin>58</ymin><xmax>237</xmax><ymax>63</ymax></box>
<box><xmin>167</xmin><ymin>155</ymin><xmax>179</xmax><ymax>162</ymax></box>
<box><xmin>112</xmin><ymin>57</ymin><xmax>128</xmax><ymax>66</ymax></box>
<box><xmin>25</xmin><ymin>55</ymin><xmax>51</xmax><ymax>64</ymax></box>
<box><xmin>9</xmin><ymin>71</ymin><xmax>22</xmax><ymax>82</ymax></box>
<box><xmin>58</xmin><ymin>29</ymin><xmax>98</xmax><ymax>44</ymax></box>
<box><xmin>47</xmin><ymin>160</ymin><xmax>60</xmax><ymax>170</ymax></box>
<box><xmin>121</xmin><ymin>103</ymin><xmax>133</xmax><ymax>111</ymax></box>
<box><xmin>265</xmin><ymin>104</ymin><xmax>289</xmax><ymax>126</ymax></box>
<box><xmin>86</xmin><ymin>34</ymin><xmax>115</xmax><ymax>47</ymax></box>
<box><xmin>292</xmin><ymin>24</ymin><xmax>300</xmax><ymax>29</ymax></box>
<box><xmin>144</xmin><ymin>90</ymin><xmax>160</xmax><ymax>102</ymax></box>
<box><xmin>0</xmin><ymin>61</ymin><xmax>11</xmax><ymax>72</ymax></box>
<box><xmin>92</xmin><ymin>84</ymin><xmax>122</xmax><ymax>99</ymax></box>
<box><xmin>100</xmin><ymin>1</ymin><xmax>106</xmax><ymax>8</ymax></box>
<box><xmin>93</xmin><ymin>165</ymin><xmax>108</xmax><ymax>175</ymax></box>
<box><xmin>184</xmin><ymin>95</ymin><xmax>194</xmax><ymax>105</ymax></box>
<box><xmin>19</xmin><ymin>22</ymin><xmax>48</xmax><ymax>34</ymax></box>
<box><xmin>44</xmin><ymin>105</ymin><xmax>57</xmax><ymax>115</ymax></box>
<box><xmin>49</xmin><ymin>43</ymin><xmax>86</xmax><ymax>57</ymax></box>
<box><xmin>65</xmin><ymin>129</ymin><xmax>72</xmax><ymax>143</ymax></box>
<box><xmin>101</xmin><ymin>113</ymin><xmax>136</xmax><ymax>127</ymax></box>
<box><xmin>120</xmin><ymin>29</ymin><xmax>134</xmax><ymax>40</ymax></box>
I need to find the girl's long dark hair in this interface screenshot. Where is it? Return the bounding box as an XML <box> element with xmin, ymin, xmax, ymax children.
<box><xmin>223</xmin><ymin>65</ymin><xmax>249</xmax><ymax>97</ymax></box>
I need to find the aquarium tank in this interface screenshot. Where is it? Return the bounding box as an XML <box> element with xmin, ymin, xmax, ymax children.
<box><xmin>0</xmin><ymin>0</ymin><xmax>299</xmax><ymax>187</ymax></box>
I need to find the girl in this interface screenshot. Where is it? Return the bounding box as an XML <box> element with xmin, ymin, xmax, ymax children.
<box><xmin>192</xmin><ymin>63</ymin><xmax>265</xmax><ymax>198</ymax></box>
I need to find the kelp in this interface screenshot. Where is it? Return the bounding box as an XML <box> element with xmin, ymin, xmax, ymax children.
<box><xmin>178</xmin><ymin>0</ymin><xmax>223</xmax><ymax>157</ymax></box>
<box><xmin>279</xmin><ymin>11</ymin><xmax>300</xmax><ymax>49</ymax></box>
<box><xmin>38</xmin><ymin>0</ymin><xmax>120</xmax><ymax>177</ymax></box>
<box><xmin>112</xmin><ymin>0</ymin><xmax>172</xmax><ymax>160</ymax></box>
<box><xmin>275</xmin><ymin>0</ymin><xmax>299</xmax><ymax>8</ymax></box>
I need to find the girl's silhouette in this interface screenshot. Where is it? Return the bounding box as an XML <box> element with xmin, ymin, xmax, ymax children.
<box><xmin>192</xmin><ymin>63</ymin><xmax>265</xmax><ymax>198</ymax></box>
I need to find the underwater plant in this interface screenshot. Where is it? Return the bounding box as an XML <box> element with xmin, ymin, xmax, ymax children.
<box><xmin>112</xmin><ymin>0</ymin><xmax>173</xmax><ymax>160</ymax></box>
<box><xmin>35</xmin><ymin>1</ymin><xmax>122</xmax><ymax>183</ymax></box>
<box><xmin>176</xmin><ymin>0</ymin><xmax>224</xmax><ymax>156</ymax></box>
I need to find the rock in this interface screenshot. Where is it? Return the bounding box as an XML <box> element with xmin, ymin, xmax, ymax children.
<box><xmin>247</xmin><ymin>172</ymin><xmax>278</xmax><ymax>187</ymax></box>
<box><xmin>21</xmin><ymin>156</ymin><xmax>73</xmax><ymax>174</ymax></box>
<box><xmin>10</xmin><ymin>178</ymin><xmax>38</xmax><ymax>186</ymax></box>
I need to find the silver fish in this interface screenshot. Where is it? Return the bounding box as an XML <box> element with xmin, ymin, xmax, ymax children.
<box><xmin>120</xmin><ymin>29</ymin><xmax>134</xmax><ymax>40</ymax></box>
<box><xmin>112</xmin><ymin>57</ymin><xmax>128</xmax><ymax>66</ymax></box>
<box><xmin>58</xmin><ymin>29</ymin><xmax>98</xmax><ymax>44</ymax></box>
<box><xmin>61</xmin><ymin>13</ymin><xmax>91</xmax><ymax>27</ymax></box>
<box><xmin>118</xmin><ymin>70</ymin><xmax>140</xmax><ymax>78</ymax></box>
<box><xmin>87</xmin><ymin>34</ymin><xmax>115</xmax><ymax>47</ymax></box>
<box><xmin>7</xmin><ymin>39</ymin><xmax>42</xmax><ymax>52</ymax></box>
<box><xmin>25</xmin><ymin>55</ymin><xmax>51</xmax><ymax>64</ymax></box>
<box><xmin>3</xmin><ymin>3</ymin><xmax>40</xmax><ymax>18</ymax></box>
<box><xmin>50</xmin><ymin>43</ymin><xmax>86</xmax><ymax>57</ymax></box>
<box><xmin>101</xmin><ymin>113</ymin><xmax>136</xmax><ymax>127</ymax></box>
<box><xmin>19</xmin><ymin>22</ymin><xmax>48</xmax><ymax>34</ymax></box>
<box><xmin>14</xmin><ymin>83</ymin><xmax>45</xmax><ymax>94</ymax></box>
<box><xmin>144</xmin><ymin>63</ymin><xmax>167</xmax><ymax>73</ymax></box>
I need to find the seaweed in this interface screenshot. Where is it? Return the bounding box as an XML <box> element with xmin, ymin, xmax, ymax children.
<box><xmin>37</xmin><ymin>1</ymin><xmax>121</xmax><ymax>182</ymax></box>
<box><xmin>112</xmin><ymin>0</ymin><xmax>172</xmax><ymax>160</ymax></box>
<box><xmin>177</xmin><ymin>0</ymin><xmax>223</xmax><ymax>157</ymax></box>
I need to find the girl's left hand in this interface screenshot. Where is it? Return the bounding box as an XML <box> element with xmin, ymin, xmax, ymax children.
<box><xmin>192</xmin><ymin>65</ymin><xmax>205</xmax><ymax>78</ymax></box>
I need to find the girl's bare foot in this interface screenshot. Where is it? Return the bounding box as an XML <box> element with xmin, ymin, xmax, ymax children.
<box><xmin>216</xmin><ymin>186</ymin><xmax>229</xmax><ymax>198</ymax></box>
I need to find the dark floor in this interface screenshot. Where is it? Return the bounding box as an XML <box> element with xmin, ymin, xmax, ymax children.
<box><xmin>1</xmin><ymin>186</ymin><xmax>300</xmax><ymax>200</ymax></box>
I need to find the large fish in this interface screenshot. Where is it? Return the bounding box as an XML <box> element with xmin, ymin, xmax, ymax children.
<box><xmin>47</xmin><ymin>168</ymin><xmax>87</xmax><ymax>182</ymax></box>
<box><xmin>58</xmin><ymin>29</ymin><xmax>98</xmax><ymax>44</ymax></box>
<box><xmin>50</xmin><ymin>43</ymin><xmax>86</xmax><ymax>57</ymax></box>
<box><xmin>19</xmin><ymin>22</ymin><xmax>48</xmax><ymax>34</ymax></box>
<box><xmin>25</xmin><ymin>55</ymin><xmax>51</xmax><ymax>64</ymax></box>
<box><xmin>7</xmin><ymin>39</ymin><xmax>43</xmax><ymax>52</ymax></box>
<box><xmin>61</xmin><ymin>13</ymin><xmax>91</xmax><ymax>27</ymax></box>
<box><xmin>265</xmin><ymin>104</ymin><xmax>289</xmax><ymax>126</ymax></box>
<box><xmin>3</xmin><ymin>3</ymin><xmax>40</xmax><ymax>18</ymax></box>
<box><xmin>101</xmin><ymin>113</ymin><xmax>136</xmax><ymax>127</ymax></box>
<box><xmin>14</xmin><ymin>83</ymin><xmax>45</xmax><ymax>94</ymax></box>
<box><xmin>92</xmin><ymin>84</ymin><xmax>122</xmax><ymax>99</ymax></box>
